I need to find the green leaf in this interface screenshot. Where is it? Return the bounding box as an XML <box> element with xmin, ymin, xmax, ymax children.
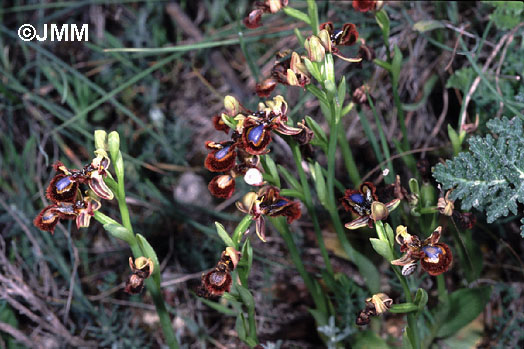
<box><xmin>434</xmin><ymin>117</ymin><xmax>524</xmax><ymax>231</ymax></box>
<box><xmin>445</xmin><ymin>67</ymin><xmax>474</xmax><ymax>92</ymax></box>
<box><xmin>282</xmin><ymin>7</ymin><xmax>311</xmax><ymax>25</ymax></box>
<box><xmin>420</xmin><ymin>181</ymin><xmax>437</xmax><ymax>208</ymax></box>
<box><xmin>413</xmin><ymin>19</ymin><xmax>445</xmax><ymax>32</ymax></box>
<box><xmin>236</xmin><ymin>284</ymin><xmax>255</xmax><ymax>309</ymax></box>
<box><xmin>325</xmin><ymin>54</ymin><xmax>335</xmax><ymax>83</ymax></box>
<box><xmin>303</xmin><ymin>57</ymin><xmax>322</xmax><ymax>82</ymax></box>
<box><xmin>241</xmin><ymin>238</ymin><xmax>253</xmax><ymax>273</ymax></box>
<box><xmin>236</xmin><ymin>313</ymin><xmax>248</xmax><ymax>341</ymax></box>
<box><xmin>402</xmin><ymin>74</ymin><xmax>438</xmax><ymax>111</ymax></box>
<box><xmin>198</xmin><ymin>297</ymin><xmax>237</xmax><ymax>316</ymax></box>
<box><xmin>391</xmin><ymin>45</ymin><xmax>403</xmax><ymax>88</ymax></box>
<box><xmin>103</xmin><ymin>223</ymin><xmax>134</xmax><ymax>245</ymax></box>
<box><xmin>262</xmin><ymin>155</ymin><xmax>280</xmax><ymax>187</ymax></box>
<box><xmin>233</xmin><ymin>215</ymin><xmax>253</xmax><ymax>248</ymax></box>
<box><xmin>306</xmin><ymin>0</ymin><xmax>319</xmax><ymax>35</ymax></box>
<box><xmin>390</xmin><ymin>303</ymin><xmax>418</xmax><ymax>313</ymax></box>
<box><xmin>369</xmin><ymin>238</ymin><xmax>394</xmax><ymax>261</ymax></box>
<box><xmin>373</xmin><ymin>58</ymin><xmax>391</xmax><ymax>71</ymax></box>
<box><xmin>485</xmin><ymin>1</ymin><xmax>524</xmax><ymax>30</ymax></box>
<box><xmin>414</xmin><ymin>288</ymin><xmax>428</xmax><ymax>317</ymax></box>
<box><xmin>311</xmin><ymin>162</ymin><xmax>328</xmax><ymax>206</ymax></box>
<box><xmin>277</xmin><ymin>164</ymin><xmax>302</xmax><ymax>191</ymax></box>
<box><xmin>324</xmin><ymin>79</ymin><xmax>337</xmax><ymax>98</ymax></box>
<box><xmin>215</xmin><ymin>222</ymin><xmax>235</xmax><ymax>247</ymax></box>
<box><xmin>353</xmin><ymin>330</ymin><xmax>389</xmax><ymax>349</ymax></box>
<box><xmin>384</xmin><ymin>223</ymin><xmax>395</xmax><ymax>247</ymax></box>
<box><xmin>436</xmin><ymin>287</ymin><xmax>491</xmax><ymax>338</ymax></box>
<box><xmin>337</xmin><ymin>77</ymin><xmax>346</xmax><ymax>107</ymax></box>
<box><xmin>136</xmin><ymin>234</ymin><xmax>161</xmax><ymax>278</ymax></box>
<box><xmin>375</xmin><ymin>9</ymin><xmax>390</xmax><ymax>45</ymax></box>
<box><xmin>221</xmin><ymin>114</ymin><xmax>237</xmax><ymax>130</ymax></box>
<box><xmin>305</xmin><ymin>115</ymin><xmax>328</xmax><ymax>146</ymax></box>
<box><xmin>279</xmin><ymin>189</ymin><xmax>305</xmax><ymax>201</ymax></box>
<box><xmin>308</xmin><ymin>308</ymin><xmax>329</xmax><ymax>327</ymax></box>
<box><xmin>95</xmin><ymin>211</ymin><xmax>120</xmax><ymax>226</ymax></box>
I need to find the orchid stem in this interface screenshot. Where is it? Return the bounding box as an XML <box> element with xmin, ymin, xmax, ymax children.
<box><xmin>290</xmin><ymin>140</ymin><xmax>334</xmax><ymax>275</ymax></box>
<box><xmin>104</xmin><ymin>161</ymin><xmax>179</xmax><ymax>349</ymax></box>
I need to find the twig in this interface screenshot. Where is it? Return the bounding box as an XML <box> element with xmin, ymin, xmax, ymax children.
<box><xmin>444</xmin><ymin>24</ymin><xmax>466</xmax><ymax>71</ymax></box>
<box><xmin>0</xmin><ymin>322</ymin><xmax>33</xmax><ymax>348</ymax></box>
<box><xmin>361</xmin><ymin>146</ymin><xmax>441</xmax><ymax>183</ymax></box>
<box><xmin>57</xmin><ymin>225</ymin><xmax>80</xmax><ymax>326</ymax></box>
<box><xmin>161</xmin><ymin>271</ymin><xmax>203</xmax><ymax>288</ymax></box>
<box><xmin>166</xmin><ymin>2</ymin><xmax>247</xmax><ymax>99</ymax></box>
<box><xmin>422</xmin><ymin>82</ymin><xmax>449</xmax><ymax>156</ymax></box>
<box><xmin>0</xmin><ymin>196</ymin><xmax>54</xmax><ymax>296</ymax></box>
<box><xmin>459</xmin><ymin>23</ymin><xmax>523</xmax><ymax>129</ymax></box>
<box><xmin>495</xmin><ymin>26</ymin><xmax>521</xmax><ymax>118</ymax></box>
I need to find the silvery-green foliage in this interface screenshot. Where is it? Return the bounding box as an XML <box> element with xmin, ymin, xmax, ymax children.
<box><xmin>317</xmin><ymin>316</ymin><xmax>352</xmax><ymax>349</ymax></box>
<box><xmin>433</xmin><ymin>117</ymin><xmax>524</xmax><ymax>235</ymax></box>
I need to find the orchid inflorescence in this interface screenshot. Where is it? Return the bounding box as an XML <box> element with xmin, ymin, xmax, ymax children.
<box><xmin>256</xmin><ymin>20</ymin><xmax>377</xmax><ymax>98</ymax></box>
<box><xmin>33</xmin><ymin>150</ymin><xmax>113</xmax><ymax>233</ymax></box>
<box><xmin>205</xmin><ymin>95</ymin><xmax>312</xmax><ymax>199</ymax></box>
<box><xmin>356</xmin><ymin>293</ymin><xmax>393</xmax><ymax>326</ymax></box>
<box><xmin>392</xmin><ymin>226</ymin><xmax>453</xmax><ymax>276</ymax></box>
<box><xmin>197</xmin><ymin>247</ymin><xmax>241</xmax><ymax>298</ymax></box>
<box><xmin>243</xmin><ymin>0</ymin><xmax>288</xmax><ymax>29</ymax></box>
<box><xmin>342</xmin><ymin>182</ymin><xmax>400</xmax><ymax>230</ymax></box>
<box><xmin>125</xmin><ymin>257</ymin><xmax>155</xmax><ymax>295</ymax></box>
<box><xmin>236</xmin><ymin>186</ymin><xmax>301</xmax><ymax>242</ymax></box>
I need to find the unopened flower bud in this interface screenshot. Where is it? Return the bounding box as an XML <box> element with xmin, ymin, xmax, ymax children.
<box><xmin>129</xmin><ymin>256</ymin><xmax>154</xmax><ymax>277</ymax></box>
<box><xmin>437</xmin><ymin>191</ymin><xmax>454</xmax><ymax>217</ymax></box>
<box><xmin>286</xmin><ymin>69</ymin><xmax>299</xmax><ymax>86</ymax></box>
<box><xmin>225</xmin><ymin>247</ymin><xmax>242</xmax><ymax>269</ymax></box>
<box><xmin>125</xmin><ymin>274</ymin><xmax>145</xmax><ymax>294</ymax></box>
<box><xmin>367</xmin><ymin>293</ymin><xmax>393</xmax><ymax>314</ymax></box>
<box><xmin>267</xmin><ymin>0</ymin><xmax>288</xmax><ymax>13</ymax></box>
<box><xmin>370</xmin><ymin>201</ymin><xmax>389</xmax><ymax>222</ymax></box>
<box><xmin>94</xmin><ymin>130</ymin><xmax>108</xmax><ymax>151</ymax></box>
<box><xmin>304</xmin><ymin>35</ymin><xmax>325</xmax><ymax>63</ymax></box>
<box><xmin>224</xmin><ymin>96</ymin><xmax>241</xmax><ymax>116</ymax></box>
<box><xmin>236</xmin><ymin>191</ymin><xmax>258</xmax><ymax>213</ymax></box>
<box><xmin>317</xmin><ymin>29</ymin><xmax>332</xmax><ymax>53</ymax></box>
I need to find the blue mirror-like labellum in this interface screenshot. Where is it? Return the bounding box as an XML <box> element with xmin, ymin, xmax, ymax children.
<box><xmin>349</xmin><ymin>193</ymin><xmax>365</xmax><ymax>204</ymax></box>
<box><xmin>248</xmin><ymin>124</ymin><xmax>265</xmax><ymax>145</ymax></box>
<box><xmin>215</xmin><ymin>145</ymin><xmax>231</xmax><ymax>160</ymax></box>
<box><xmin>422</xmin><ymin>245</ymin><xmax>443</xmax><ymax>259</ymax></box>
<box><xmin>56</xmin><ymin>176</ymin><xmax>73</xmax><ymax>192</ymax></box>
<box><xmin>274</xmin><ymin>199</ymin><xmax>288</xmax><ymax>207</ymax></box>
<box><xmin>42</xmin><ymin>211</ymin><xmax>57</xmax><ymax>222</ymax></box>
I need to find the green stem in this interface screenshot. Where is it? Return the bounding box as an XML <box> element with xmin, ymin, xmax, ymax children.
<box><xmin>114</xmin><ymin>182</ymin><xmax>179</xmax><ymax>348</ymax></box>
<box><xmin>392</xmin><ymin>266</ymin><xmax>420</xmax><ymax>349</ymax></box>
<box><xmin>449</xmin><ymin>218</ymin><xmax>474</xmax><ymax>282</ymax></box>
<box><xmin>357</xmin><ymin>108</ymin><xmax>385</xmax><ymax>163</ymax></box>
<box><xmin>436</xmin><ymin>274</ymin><xmax>448</xmax><ymax>304</ymax></box>
<box><xmin>366</xmin><ymin>92</ymin><xmax>395</xmax><ymax>184</ymax></box>
<box><xmin>392</xmin><ymin>84</ymin><xmax>409</xmax><ymax>151</ymax></box>
<box><xmin>290</xmin><ymin>140</ymin><xmax>334</xmax><ymax>275</ymax></box>
<box><xmin>325</xmin><ymin>108</ymin><xmax>380</xmax><ymax>293</ymax></box>
<box><xmin>337</xmin><ymin>128</ymin><xmax>360</xmax><ymax>186</ymax></box>
<box><xmin>375</xmin><ymin>221</ymin><xmax>419</xmax><ymax>349</ymax></box>
<box><xmin>270</xmin><ymin>217</ymin><xmax>325</xmax><ymax>312</ymax></box>
<box><xmin>247</xmin><ymin>306</ymin><xmax>258</xmax><ymax>346</ymax></box>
